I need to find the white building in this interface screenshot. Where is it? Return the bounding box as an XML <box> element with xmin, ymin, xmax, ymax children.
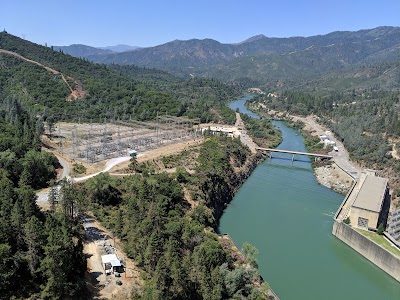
<box><xmin>101</xmin><ymin>254</ymin><xmax>123</xmax><ymax>274</ymax></box>
<box><xmin>200</xmin><ymin>126</ymin><xmax>240</xmax><ymax>138</ymax></box>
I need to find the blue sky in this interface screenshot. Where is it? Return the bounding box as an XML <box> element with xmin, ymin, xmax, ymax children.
<box><xmin>1</xmin><ymin>0</ymin><xmax>400</xmax><ymax>47</ymax></box>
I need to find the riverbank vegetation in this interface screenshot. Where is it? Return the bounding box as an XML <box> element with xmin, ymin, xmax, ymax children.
<box><xmin>248</xmin><ymin>90</ymin><xmax>400</xmax><ymax>189</ymax></box>
<box><xmin>286</xmin><ymin>119</ymin><xmax>329</xmax><ymax>155</ymax></box>
<box><xmin>87</xmin><ymin>135</ymin><xmax>268</xmax><ymax>299</ymax></box>
<box><xmin>240</xmin><ymin>114</ymin><xmax>282</xmax><ymax>148</ymax></box>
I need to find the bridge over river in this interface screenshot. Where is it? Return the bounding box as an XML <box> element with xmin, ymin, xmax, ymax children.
<box><xmin>255</xmin><ymin>146</ymin><xmax>333</xmax><ymax>160</ymax></box>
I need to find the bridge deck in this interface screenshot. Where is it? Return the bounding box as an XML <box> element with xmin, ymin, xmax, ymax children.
<box><xmin>255</xmin><ymin>147</ymin><xmax>333</xmax><ymax>158</ymax></box>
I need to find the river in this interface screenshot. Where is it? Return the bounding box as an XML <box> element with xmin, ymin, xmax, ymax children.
<box><xmin>219</xmin><ymin>95</ymin><xmax>400</xmax><ymax>299</ymax></box>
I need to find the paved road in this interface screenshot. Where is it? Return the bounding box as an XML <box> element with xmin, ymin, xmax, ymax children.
<box><xmin>36</xmin><ymin>153</ymin><xmax>71</xmax><ymax>205</ymax></box>
<box><xmin>54</xmin><ymin>153</ymin><xmax>70</xmax><ymax>180</ymax></box>
<box><xmin>36</xmin><ymin>155</ymin><xmax>135</xmax><ymax>204</ymax></box>
<box><xmin>236</xmin><ymin>112</ymin><xmax>257</xmax><ymax>153</ymax></box>
<box><xmin>73</xmin><ymin>156</ymin><xmax>132</xmax><ymax>183</ymax></box>
<box><xmin>298</xmin><ymin>115</ymin><xmax>361</xmax><ymax>179</ymax></box>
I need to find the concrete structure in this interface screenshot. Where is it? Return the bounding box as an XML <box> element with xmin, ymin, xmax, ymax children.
<box><xmin>255</xmin><ymin>147</ymin><xmax>333</xmax><ymax>159</ymax></box>
<box><xmin>388</xmin><ymin>208</ymin><xmax>400</xmax><ymax>241</ymax></box>
<box><xmin>319</xmin><ymin>135</ymin><xmax>336</xmax><ymax>147</ymax></box>
<box><xmin>348</xmin><ymin>175</ymin><xmax>390</xmax><ymax>230</ymax></box>
<box><xmin>332</xmin><ymin>221</ymin><xmax>400</xmax><ymax>282</ymax></box>
<box><xmin>198</xmin><ymin>125</ymin><xmax>241</xmax><ymax>138</ymax></box>
<box><xmin>101</xmin><ymin>254</ymin><xmax>123</xmax><ymax>274</ymax></box>
<box><xmin>332</xmin><ymin>170</ymin><xmax>399</xmax><ymax>282</ymax></box>
<box><xmin>336</xmin><ymin>172</ymin><xmax>390</xmax><ymax>231</ymax></box>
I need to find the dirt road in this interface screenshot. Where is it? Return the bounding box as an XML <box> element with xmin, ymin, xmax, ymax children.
<box><xmin>83</xmin><ymin>215</ymin><xmax>141</xmax><ymax>299</ymax></box>
<box><xmin>0</xmin><ymin>48</ymin><xmax>85</xmax><ymax>100</ymax></box>
<box><xmin>36</xmin><ymin>139</ymin><xmax>204</xmax><ymax>205</ymax></box>
<box><xmin>36</xmin><ymin>152</ymin><xmax>71</xmax><ymax>206</ymax></box>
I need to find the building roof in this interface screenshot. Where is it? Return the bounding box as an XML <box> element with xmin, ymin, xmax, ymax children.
<box><xmin>352</xmin><ymin>175</ymin><xmax>388</xmax><ymax>212</ymax></box>
<box><xmin>101</xmin><ymin>254</ymin><xmax>121</xmax><ymax>267</ymax></box>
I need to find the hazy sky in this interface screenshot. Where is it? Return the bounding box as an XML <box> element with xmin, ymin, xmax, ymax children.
<box><xmin>1</xmin><ymin>0</ymin><xmax>400</xmax><ymax>47</ymax></box>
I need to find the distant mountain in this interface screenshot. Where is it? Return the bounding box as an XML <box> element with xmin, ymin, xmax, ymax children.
<box><xmin>77</xmin><ymin>26</ymin><xmax>400</xmax><ymax>88</ymax></box>
<box><xmin>0</xmin><ymin>32</ymin><xmax>241</xmax><ymax>123</ymax></box>
<box><xmin>237</xmin><ymin>34</ymin><xmax>267</xmax><ymax>44</ymax></box>
<box><xmin>201</xmin><ymin>27</ymin><xmax>400</xmax><ymax>87</ymax></box>
<box><xmin>87</xmin><ymin>38</ymin><xmax>236</xmax><ymax>72</ymax></box>
<box><xmin>53</xmin><ymin>44</ymin><xmax>142</xmax><ymax>59</ymax></box>
<box><xmin>53</xmin><ymin>44</ymin><xmax>114</xmax><ymax>58</ymax></box>
<box><xmin>97</xmin><ymin>44</ymin><xmax>141</xmax><ymax>53</ymax></box>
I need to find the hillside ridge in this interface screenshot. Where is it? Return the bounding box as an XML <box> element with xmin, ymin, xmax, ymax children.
<box><xmin>75</xmin><ymin>26</ymin><xmax>400</xmax><ymax>89</ymax></box>
<box><xmin>0</xmin><ymin>48</ymin><xmax>86</xmax><ymax>100</ymax></box>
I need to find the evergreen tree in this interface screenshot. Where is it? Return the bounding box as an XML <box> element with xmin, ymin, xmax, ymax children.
<box><xmin>24</xmin><ymin>216</ymin><xmax>44</xmax><ymax>278</ymax></box>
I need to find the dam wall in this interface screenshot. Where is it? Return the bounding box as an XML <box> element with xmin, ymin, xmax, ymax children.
<box><xmin>332</xmin><ymin>220</ymin><xmax>400</xmax><ymax>282</ymax></box>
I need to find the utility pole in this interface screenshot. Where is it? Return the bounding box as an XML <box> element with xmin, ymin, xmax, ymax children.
<box><xmin>58</xmin><ymin>127</ymin><xmax>62</xmax><ymax>154</ymax></box>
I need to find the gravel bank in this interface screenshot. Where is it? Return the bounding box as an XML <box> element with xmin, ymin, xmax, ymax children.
<box><xmin>314</xmin><ymin>163</ymin><xmax>354</xmax><ymax>195</ymax></box>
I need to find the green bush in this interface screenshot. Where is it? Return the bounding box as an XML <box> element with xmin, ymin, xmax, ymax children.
<box><xmin>377</xmin><ymin>223</ymin><xmax>384</xmax><ymax>235</ymax></box>
<box><xmin>73</xmin><ymin>163</ymin><xmax>86</xmax><ymax>174</ymax></box>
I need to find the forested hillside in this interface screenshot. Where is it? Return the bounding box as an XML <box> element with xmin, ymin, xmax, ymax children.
<box><xmin>72</xmin><ymin>26</ymin><xmax>400</xmax><ymax>89</ymax></box>
<box><xmin>87</xmin><ymin>135</ymin><xmax>269</xmax><ymax>299</ymax></box>
<box><xmin>0</xmin><ymin>100</ymin><xmax>86</xmax><ymax>299</ymax></box>
<box><xmin>249</xmin><ymin>89</ymin><xmax>400</xmax><ymax>185</ymax></box>
<box><xmin>0</xmin><ymin>32</ymin><xmax>241</xmax><ymax>124</ymax></box>
<box><xmin>0</xmin><ymin>31</ymin><xmax>275</xmax><ymax>299</ymax></box>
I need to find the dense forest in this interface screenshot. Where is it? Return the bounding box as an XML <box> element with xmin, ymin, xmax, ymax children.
<box><xmin>0</xmin><ymin>31</ymin><xmax>277</xmax><ymax>299</ymax></box>
<box><xmin>0</xmin><ymin>32</ymin><xmax>241</xmax><ymax>124</ymax></box>
<box><xmin>0</xmin><ymin>99</ymin><xmax>270</xmax><ymax>298</ymax></box>
<box><xmin>0</xmin><ymin>100</ymin><xmax>86</xmax><ymax>299</ymax></box>
<box><xmin>11</xmin><ymin>25</ymin><xmax>400</xmax><ymax>298</ymax></box>
<box><xmin>87</xmin><ymin>136</ymin><xmax>269</xmax><ymax>299</ymax></box>
<box><xmin>248</xmin><ymin>88</ymin><xmax>400</xmax><ymax>185</ymax></box>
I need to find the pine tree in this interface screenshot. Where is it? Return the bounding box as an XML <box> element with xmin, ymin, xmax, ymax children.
<box><xmin>24</xmin><ymin>216</ymin><xmax>44</xmax><ymax>277</ymax></box>
<box><xmin>48</xmin><ymin>185</ymin><xmax>59</xmax><ymax>212</ymax></box>
<box><xmin>18</xmin><ymin>168</ymin><xmax>32</xmax><ymax>187</ymax></box>
<box><xmin>11</xmin><ymin>200</ymin><xmax>24</xmax><ymax>247</ymax></box>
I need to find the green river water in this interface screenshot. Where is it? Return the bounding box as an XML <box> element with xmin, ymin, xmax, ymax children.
<box><xmin>219</xmin><ymin>96</ymin><xmax>400</xmax><ymax>300</ymax></box>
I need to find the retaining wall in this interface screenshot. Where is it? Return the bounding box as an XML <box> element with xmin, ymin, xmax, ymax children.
<box><xmin>332</xmin><ymin>220</ymin><xmax>400</xmax><ymax>282</ymax></box>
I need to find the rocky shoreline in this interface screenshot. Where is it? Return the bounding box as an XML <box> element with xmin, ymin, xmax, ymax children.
<box><xmin>314</xmin><ymin>162</ymin><xmax>354</xmax><ymax>195</ymax></box>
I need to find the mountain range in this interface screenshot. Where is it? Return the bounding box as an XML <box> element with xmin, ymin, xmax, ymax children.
<box><xmin>53</xmin><ymin>44</ymin><xmax>141</xmax><ymax>57</ymax></box>
<box><xmin>54</xmin><ymin>27</ymin><xmax>400</xmax><ymax>91</ymax></box>
<box><xmin>0</xmin><ymin>32</ymin><xmax>240</xmax><ymax>123</ymax></box>
<box><xmin>97</xmin><ymin>44</ymin><xmax>141</xmax><ymax>52</ymax></box>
